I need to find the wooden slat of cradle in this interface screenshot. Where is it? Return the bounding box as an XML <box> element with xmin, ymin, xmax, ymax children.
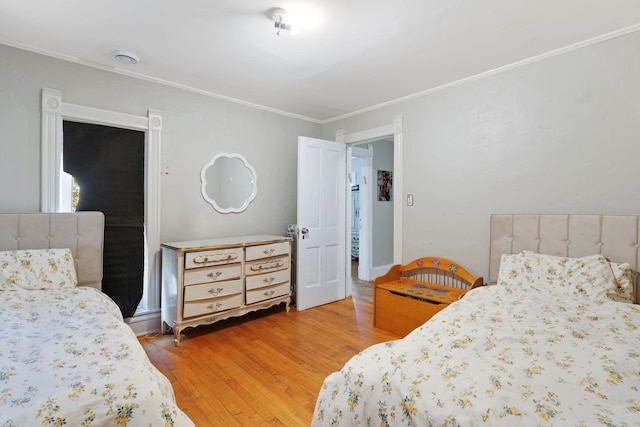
<box><xmin>403</xmin><ymin>268</ymin><xmax>470</xmax><ymax>290</ymax></box>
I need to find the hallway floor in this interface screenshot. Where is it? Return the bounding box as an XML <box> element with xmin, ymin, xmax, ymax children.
<box><xmin>351</xmin><ymin>260</ymin><xmax>373</xmax><ymax>304</ymax></box>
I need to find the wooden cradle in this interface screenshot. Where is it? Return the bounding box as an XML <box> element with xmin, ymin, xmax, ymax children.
<box><xmin>373</xmin><ymin>256</ymin><xmax>483</xmax><ymax>336</ymax></box>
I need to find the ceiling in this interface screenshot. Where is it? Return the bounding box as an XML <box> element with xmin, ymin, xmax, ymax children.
<box><xmin>1</xmin><ymin>0</ymin><xmax>640</xmax><ymax>123</ymax></box>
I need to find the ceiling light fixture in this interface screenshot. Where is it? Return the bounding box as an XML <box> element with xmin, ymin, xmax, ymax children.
<box><xmin>272</xmin><ymin>8</ymin><xmax>293</xmax><ymax>35</ymax></box>
<box><xmin>110</xmin><ymin>50</ymin><xmax>139</xmax><ymax>65</ymax></box>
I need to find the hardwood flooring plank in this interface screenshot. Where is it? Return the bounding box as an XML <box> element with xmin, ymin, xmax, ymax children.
<box><xmin>140</xmin><ymin>275</ymin><xmax>398</xmax><ymax>426</ymax></box>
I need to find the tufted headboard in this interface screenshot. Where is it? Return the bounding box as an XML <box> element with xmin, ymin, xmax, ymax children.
<box><xmin>489</xmin><ymin>214</ymin><xmax>640</xmax><ymax>303</ymax></box>
<box><xmin>0</xmin><ymin>212</ymin><xmax>105</xmax><ymax>290</ymax></box>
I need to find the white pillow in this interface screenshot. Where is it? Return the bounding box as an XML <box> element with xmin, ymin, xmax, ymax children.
<box><xmin>498</xmin><ymin>251</ymin><xmax>631</xmax><ymax>303</ymax></box>
<box><xmin>496</xmin><ymin>252</ymin><xmax>537</xmax><ymax>287</ymax></box>
<box><xmin>0</xmin><ymin>248</ymin><xmax>78</xmax><ymax>291</ymax></box>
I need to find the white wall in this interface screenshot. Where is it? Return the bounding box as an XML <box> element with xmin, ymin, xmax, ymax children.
<box><xmin>322</xmin><ymin>30</ymin><xmax>640</xmax><ymax>280</ymax></box>
<box><xmin>370</xmin><ymin>139</ymin><xmax>393</xmax><ymax>267</ymax></box>
<box><xmin>0</xmin><ymin>44</ymin><xmax>319</xmax><ymax>243</ymax></box>
<box><xmin>3</xmin><ymin>29</ymin><xmax>640</xmax><ymax>286</ymax></box>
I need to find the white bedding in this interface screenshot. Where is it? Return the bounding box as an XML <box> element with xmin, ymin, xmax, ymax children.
<box><xmin>312</xmin><ymin>256</ymin><xmax>640</xmax><ymax>426</ymax></box>
<box><xmin>0</xmin><ymin>287</ymin><xmax>194</xmax><ymax>426</ymax></box>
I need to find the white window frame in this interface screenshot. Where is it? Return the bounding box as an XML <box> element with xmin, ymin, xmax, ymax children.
<box><xmin>40</xmin><ymin>87</ymin><xmax>162</xmax><ymax>317</ymax></box>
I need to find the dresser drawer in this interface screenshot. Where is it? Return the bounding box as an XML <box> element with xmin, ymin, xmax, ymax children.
<box><xmin>183</xmin><ymin>293</ymin><xmax>243</xmax><ymax>318</ymax></box>
<box><xmin>246</xmin><ymin>282</ymin><xmax>290</xmax><ymax>304</ymax></box>
<box><xmin>245</xmin><ymin>255</ymin><xmax>289</xmax><ymax>276</ymax></box>
<box><xmin>184</xmin><ymin>279</ymin><xmax>243</xmax><ymax>302</ymax></box>
<box><xmin>246</xmin><ymin>269</ymin><xmax>290</xmax><ymax>291</ymax></box>
<box><xmin>185</xmin><ymin>247</ymin><xmax>243</xmax><ymax>268</ymax></box>
<box><xmin>245</xmin><ymin>241</ymin><xmax>289</xmax><ymax>261</ymax></box>
<box><xmin>184</xmin><ymin>263</ymin><xmax>241</xmax><ymax>286</ymax></box>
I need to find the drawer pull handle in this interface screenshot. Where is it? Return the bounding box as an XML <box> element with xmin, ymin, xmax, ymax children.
<box><xmin>263</xmin><ymin>290</ymin><xmax>276</xmax><ymax>297</ymax></box>
<box><xmin>263</xmin><ymin>248</ymin><xmax>276</xmax><ymax>256</ymax></box>
<box><xmin>208</xmin><ymin>287</ymin><xmax>224</xmax><ymax>296</ymax></box>
<box><xmin>251</xmin><ymin>260</ymin><xmax>285</xmax><ymax>272</ymax></box>
<box><xmin>207</xmin><ymin>271</ymin><xmax>223</xmax><ymax>280</ymax></box>
<box><xmin>263</xmin><ymin>277</ymin><xmax>275</xmax><ymax>284</ymax></box>
<box><xmin>206</xmin><ymin>302</ymin><xmax>223</xmax><ymax>311</ymax></box>
<box><xmin>194</xmin><ymin>253</ymin><xmax>238</xmax><ymax>264</ymax></box>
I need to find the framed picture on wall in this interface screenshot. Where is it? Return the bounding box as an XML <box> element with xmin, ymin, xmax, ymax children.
<box><xmin>377</xmin><ymin>170</ymin><xmax>393</xmax><ymax>201</ymax></box>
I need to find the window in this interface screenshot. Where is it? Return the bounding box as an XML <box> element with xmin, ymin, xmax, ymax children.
<box><xmin>41</xmin><ymin>88</ymin><xmax>162</xmax><ymax>318</ymax></box>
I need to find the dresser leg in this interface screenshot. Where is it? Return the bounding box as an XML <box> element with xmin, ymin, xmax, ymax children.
<box><xmin>173</xmin><ymin>327</ymin><xmax>181</xmax><ymax>346</ymax></box>
<box><xmin>285</xmin><ymin>296</ymin><xmax>291</xmax><ymax>312</ymax></box>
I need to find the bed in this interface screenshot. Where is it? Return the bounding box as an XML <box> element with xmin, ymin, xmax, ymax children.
<box><xmin>0</xmin><ymin>212</ymin><xmax>194</xmax><ymax>426</ymax></box>
<box><xmin>312</xmin><ymin>214</ymin><xmax>640</xmax><ymax>426</ymax></box>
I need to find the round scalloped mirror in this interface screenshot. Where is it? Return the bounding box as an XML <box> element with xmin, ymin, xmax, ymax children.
<box><xmin>200</xmin><ymin>153</ymin><xmax>257</xmax><ymax>213</ymax></box>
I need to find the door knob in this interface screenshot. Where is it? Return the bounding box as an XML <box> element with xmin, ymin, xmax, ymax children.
<box><xmin>300</xmin><ymin>227</ymin><xmax>309</xmax><ymax>239</ymax></box>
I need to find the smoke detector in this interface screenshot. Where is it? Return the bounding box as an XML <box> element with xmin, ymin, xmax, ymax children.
<box><xmin>110</xmin><ymin>50</ymin><xmax>139</xmax><ymax>65</ymax></box>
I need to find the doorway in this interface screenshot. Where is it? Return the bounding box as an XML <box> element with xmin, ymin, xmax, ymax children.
<box><xmin>350</xmin><ymin>145</ymin><xmax>369</xmax><ymax>283</ymax></box>
<box><xmin>338</xmin><ymin>115</ymin><xmax>404</xmax><ymax>297</ymax></box>
<box><xmin>350</xmin><ymin>139</ymin><xmax>394</xmax><ymax>283</ymax></box>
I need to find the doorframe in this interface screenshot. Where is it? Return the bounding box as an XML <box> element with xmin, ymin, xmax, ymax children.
<box><xmin>349</xmin><ymin>144</ymin><xmax>372</xmax><ymax>285</ymax></box>
<box><xmin>336</xmin><ymin>114</ymin><xmax>403</xmax><ymax>288</ymax></box>
<box><xmin>41</xmin><ymin>88</ymin><xmax>162</xmax><ymax>328</ymax></box>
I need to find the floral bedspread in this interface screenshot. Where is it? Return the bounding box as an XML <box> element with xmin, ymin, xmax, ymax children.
<box><xmin>312</xmin><ymin>281</ymin><xmax>640</xmax><ymax>426</ymax></box>
<box><xmin>0</xmin><ymin>287</ymin><xmax>194</xmax><ymax>426</ymax></box>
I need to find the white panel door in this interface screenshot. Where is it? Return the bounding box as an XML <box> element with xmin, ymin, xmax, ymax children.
<box><xmin>296</xmin><ymin>136</ymin><xmax>346</xmax><ymax>311</ymax></box>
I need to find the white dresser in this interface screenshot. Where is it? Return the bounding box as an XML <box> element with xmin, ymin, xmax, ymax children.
<box><xmin>161</xmin><ymin>235</ymin><xmax>292</xmax><ymax>345</ymax></box>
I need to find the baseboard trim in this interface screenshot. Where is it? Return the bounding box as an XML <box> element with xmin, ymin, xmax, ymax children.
<box><xmin>125</xmin><ymin>309</ymin><xmax>162</xmax><ymax>336</ymax></box>
<box><xmin>371</xmin><ymin>264</ymin><xmax>392</xmax><ymax>280</ymax></box>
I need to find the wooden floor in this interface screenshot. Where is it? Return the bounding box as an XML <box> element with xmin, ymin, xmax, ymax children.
<box><xmin>139</xmin><ymin>261</ymin><xmax>397</xmax><ymax>426</ymax></box>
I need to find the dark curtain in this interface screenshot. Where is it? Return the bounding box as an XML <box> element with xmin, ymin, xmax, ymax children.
<box><xmin>63</xmin><ymin>121</ymin><xmax>145</xmax><ymax>318</ymax></box>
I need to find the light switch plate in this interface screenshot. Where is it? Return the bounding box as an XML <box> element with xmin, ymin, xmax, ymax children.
<box><xmin>407</xmin><ymin>194</ymin><xmax>414</xmax><ymax>206</ymax></box>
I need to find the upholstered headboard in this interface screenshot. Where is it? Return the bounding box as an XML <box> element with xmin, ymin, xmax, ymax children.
<box><xmin>489</xmin><ymin>214</ymin><xmax>640</xmax><ymax>303</ymax></box>
<box><xmin>0</xmin><ymin>212</ymin><xmax>105</xmax><ymax>289</ymax></box>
